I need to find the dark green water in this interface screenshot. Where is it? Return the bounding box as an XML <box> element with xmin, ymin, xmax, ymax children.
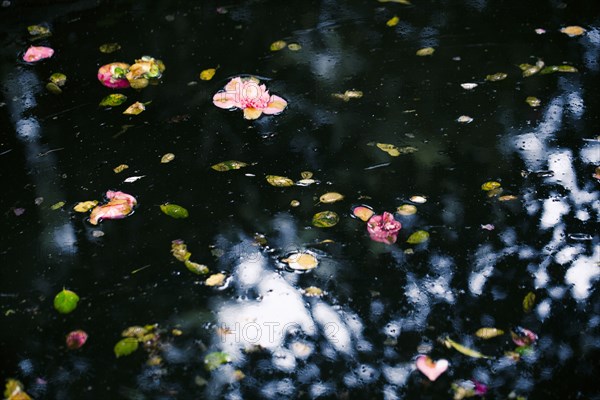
<box><xmin>1</xmin><ymin>0</ymin><xmax>599</xmax><ymax>399</ymax></box>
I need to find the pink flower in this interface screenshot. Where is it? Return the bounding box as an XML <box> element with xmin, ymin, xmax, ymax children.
<box><xmin>367</xmin><ymin>212</ymin><xmax>401</xmax><ymax>244</ymax></box>
<box><xmin>89</xmin><ymin>190</ymin><xmax>137</xmax><ymax>225</ymax></box>
<box><xmin>66</xmin><ymin>330</ymin><xmax>88</xmax><ymax>349</ymax></box>
<box><xmin>213</xmin><ymin>76</ymin><xmax>287</xmax><ymax>120</ymax></box>
<box><xmin>97</xmin><ymin>62</ymin><xmax>131</xmax><ymax>89</ymax></box>
<box><xmin>23</xmin><ymin>46</ymin><xmax>54</xmax><ymax>62</ymax></box>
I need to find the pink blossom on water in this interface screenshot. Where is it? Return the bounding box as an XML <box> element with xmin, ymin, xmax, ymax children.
<box><xmin>23</xmin><ymin>46</ymin><xmax>54</xmax><ymax>62</ymax></box>
<box><xmin>89</xmin><ymin>190</ymin><xmax>137</xmax><ymax>225</ymax></box>
<box><xmin>66</xmin><ymin>330</ymin><xmax>88</xmax><ymax>349</ymax></box>
<box><xmin>213</xmin><ymin>76</ymin><xmax>287</xmax><ymax>120</ymax></box>
<box><xmin>473</xmin><ymin>380</ymin><xmax>488</xmax><ymax>396</ymax></box>
<box><xmin>97</xmin><ymin>62</ymin><xmax>131</xmax><ymax>89</ymax></box>
<box><xmin>367</xmin><ymin>212</ymin><xmax>401</xmax><ymax>244</ymax></box>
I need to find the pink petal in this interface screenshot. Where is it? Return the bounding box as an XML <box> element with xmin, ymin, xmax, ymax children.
<box><xmin>66</xmin><ymin>330</ymin><xmax>88</xmax><ymax>349</ymax></box>
<box><xmin>213</xmin><ymin>92</ymin><xmax>239</xmax><ymax>109</ymax></box>
<box><xmin>97</xmin><ymin>63</ymin><xmax>130</xmax><ymax>89</ymax></box>
<box><xmin>23</xmin><ymin>46</ymin><xmax>54</xmax><ymax>62</ymax></box>
<box><xmin>106</xmin><ymin>190</ymin><xmax>137</xmax><ymax>207</ymax></box>
<box><xmin>224</xmin><ymin>77</ymin><xmax>243</xmax><ymax>92</ymax></box>
<box><xmin>416</xmin><ymin>355</ymin><xmax>448</xmax><ymax>381</ymax></box>
<box><xmin>262</xmin><ymin>95</ymin><xmax>288</xmax><ymax>115</ymax></box>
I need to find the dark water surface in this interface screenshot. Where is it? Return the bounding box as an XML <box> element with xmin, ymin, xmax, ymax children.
<box><xmin>1</xmin><ymin>0</ymin><xmax>599</xmax><ymax>399</ymax></box>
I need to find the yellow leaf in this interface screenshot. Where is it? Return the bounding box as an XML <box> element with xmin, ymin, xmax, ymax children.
<box><xmin>475</xmin><ymin>327</ymin><xmax>505</xmax><ymax>339</ymax></box>
<box><xmin>376</xmin><ymin>143</ymin><xmax>400</xmax><ymax>156</ymax></box>
<box><xmin>396</xmin><ymin>204</ymin><xmax>417</xmax><ymax>215</ymax></box>
<box><xmin>386</xmin><ymin>16</ymin><xmax>399</xmax><ymax>27</ymax></box>
<box><xmin>443</xmin><ymin>337</ymin><xmax>492</xmax><ymax>359</ymax></box>
<box><xmin>199</xmin><ymin>68</ymin><xmax>216</xmax><ymax>81</ymax></box>
<box><xmin>266</xmin><ymin>175</ymin><xmax>295</xmax><ymax>187</ymax></box>
<box><xmin>161</xmin><ymin>153</ymin><xmax>175</xmax><ymax>163</ymax></box>
<box><xmin>51</xmin><ymin>201</ymin><xmax>65</xmax><ymax>210</ymax></box>
<box><xmin>319</xmin><ymin>192</ymin><xmax>344</xmax><ymax>204</ymax></box>
<box><xmin>73</xmin><ymin>201</ymin><xmax>98</xmax><ymax>213</ymax></box>
<box><xmin>287</xmin><ymin>43</ymin><xmax>302</xmax><ymax>51</ymax></box>
<box><xmin>302</xmin><ymin>286</ymin><xmax>324</xmax><ymax>297</ymax></box>
<box><xmin>270</xmin><ymin>40</ymin><xmax>287</xmax><ymax>51</ymax></box>
<box><xmin>282</xmin><ymin>252</ymin><xmax>319</xmax><ymax>271</ymax></box>
<box><xmin>113</xmin><ymin>164</ymin><xmax>129</xmax><ymax>173</ymax></box>
<box><xmin>416</xmin><ymin>47</ymin><xmax>435</xmax><ymax>56</ymax></box>
<box><xmin>523</xmin><ymin>291</ymin><xmax>536</xmax><ymax>313</ymax></box>
<box><xmin>481</xmin><ymin>181</ymin><xmax>501</xmax><ymax>191</ymax></box>
<box><xmin>205</xmin><ymin>273</ymin><xmax>227</xmax><ymax>287</ymax></box>
<box><xmin>560</xmin><ymin>25</ymin><xmax>586</xmax><ymax>37</ymax></box>
<box><xmin>123</xmin><ymin>101</ymin><xmax>145</xmax><ymax>115</ymax></box>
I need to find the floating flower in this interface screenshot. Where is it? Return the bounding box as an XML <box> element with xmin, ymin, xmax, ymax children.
<box><xmin>367</xmin><ymin>212</ymin><xmax>401</xmax><ymax>244</ymax></box>
<box><xmin>511</xmin><ymin>326</ymin><xmax>538</xmax><ymax>347</ymax></box>
<box><xmin>23</xmin><ymin>45</ymin><xmax>54</xmax><ymax>62</ymax></box>
<box><xmin>213</xmin><ymin>76</ymin><xmax>287</xmax><ymax>120</ymax></box>
<box><xmin>89</xmin><ymin>190</ymin><xmax>137</xmax><ymax>225</ymax></box>
<box><xmin>66</xmin><ymin>330</ymin><xmax>88</xmax><ymax>349</ymax></box>
<box><xmin>97</xmin><ymin>62</ymin><xmax>131</xmax><ymax>89</ymax></box>
<box><xmin>125</xmin><ymin>56</ymin><xmax>165</xmax><ymax>89</ymax></box>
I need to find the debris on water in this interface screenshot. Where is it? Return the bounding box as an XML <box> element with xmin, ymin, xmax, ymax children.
<box><xmin>480</xmin><ymin>224</ymin><xmax>495</xmax><ymax>231</ymax></box>
<box><xmin>123</xmin><ymin>175</ymin><xmax>145</xmax><ymax>183</ymax></box>
<box><xmin>282</xmin><ymin>252</ymin><xmax>319</xmax><ymax>271</ymax></box>
<box><xmin>113</xmin><ymin>164</ymin><xmax>128</xmax><ymax>173</ymax></box>
<box><xmin>161</xmin><ymin>153</ymin><xmax>175</xmax><ymax>163</ymax></box>
<box><xmin>199</xmin><ymin>67</ymin><xmax>217</xmax><ymax>81</ymax></box>
<box><xmin>567</xmin><ymin>233</ymin><xmax>593</xmax><ymax>241</ymax></box>
<box><xmin>416</xmin><ymin>47</ymin><xmax>435</xmax><ymax>56</ymax></box>
<box><xmin>535</xmin><ymin>28</ymin><xmax>546</xmax><ymax>34</ymax></box>
<box><xmin>364</xmin><ymin>162</ymin><xmax>391</xmax><ymax>170</ymax></box>
<box><xmin>99</xmin><ymin>43</ymin><xmax>121</xmax><ymax>53</ymax></box>
<box><xmin>526</xmin><ymin>96</ymin><xmax>541</xmax><ymax>107</ymax></box>
<box><xmin>560</xmin><ymin>25</ymin><xmax>586</xmax><ymax>37</ymax></box>
<box><xmin>461</xmin><ymin>83</ymin><xmax>478</xmax><ymax>90</ymax></box>
<box><xmin>331</xmin><ymin>90</ymin><xmax>363</xmax><ymax>101</ymax></box>
<box><xmin>409</xmin><ymin>195</ymin><xmax>427</xmax><ymax>204</ymax></box>
<box><xmin>485</xmin><ymin>72</ymin><xmax>507</xmax><ymax>82</ymax></box>
<box><xmin>457</xmin><ymin>115</ymin><xmax>473</xmax><ymax>124</ymax></box>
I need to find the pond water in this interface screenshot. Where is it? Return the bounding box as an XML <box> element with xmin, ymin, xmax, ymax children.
<box><xmin>1</xmin><ymin>0</ymin><xmax>599</xmax><ymax>399</ymax></box>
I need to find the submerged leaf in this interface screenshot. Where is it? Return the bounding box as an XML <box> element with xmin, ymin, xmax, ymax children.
<box><xmin>51</xmin><ymin>201</ymin><xmax>65</xmax><ymax>210</ymax></box>
<box><xmin>99</xmin><ymin>42</ymin><xmax>121</xmax><ymax>53</ymax></box>
<box><xmin>485</xmin><ymin>72</ymin><xmax>508</xmax><ymax>82</ymax></box>
<box><xmin>444</xmin><ymin>337</ymin><xmax>492</xmax><ymax>359</ymax></box>
<box><xmin>160</xmin><ymin>204</ymin><xmax>189</xmax><ymax>219</ymax></box>
<box><xmin>199</xmin><ymin>68</ymin><xmax>217</xmax><ymax>81</ymax></box>
<box><xmin>266</xmin><ymin>175</ymin><xmax>295</xmax><ymax>187</ymax></box>
<box><xmin>287</xmin><ymin>43</ymin><xmax>302</xmax><ymax>51</ymax></box>
<box><xmin>416</xmin><ymin>47</ymin><xmax>435</xmax><ymax>56</ymax></box>
<box><xmin>114</xmin><ymin>337</ymin><xmax>139</xmax><ymax>358</ymax></box>
<box><xmin>54</xmin><ymin>289</ymin><xmax>79</xmax><ymax>314</ymax></box>
<box><xmin>282</xmin><ymin>252</ymin><xmax>319</xmax><ymax>271</ymax></box>
<box><xmin>211</xmin><ymin>160</ymin><xmax>248</xmax><ymax>171</ymax></box>
<box><xmin>46</xmin><ymin>82</ymin><xmax>62</xmax><ymax>95</ymax></box>
<box><xmin>204</xmin><ymin>352</ymin><xmax>232</xmax><ymax>370</ymax></box>
<box><xmin>406</xmin><ymin>230</ymin><xmax>429</xmax><ymax>244</ymax></box>
<box><xmin>100</xmin><ymin>94</ymin><xmax>128</xmax><ymax>107</ymax></box>
<box><xmin>475</xmin><ymin>327</ymin><xmax>505</xmax><ymax>339</ymax></box>
<box><xmin>386</xmin><ymin>16</ymin><xmax>399</xmax><ymax>27</ymax></box>
<box><xmin>312</xmin><ymin>211</ymin><xmax>339</xmax><ymax>228</ymax></box>
<box><xmin>73</xmin><ymin>201</ymin><xmax>98</xmax><ymax>213</ymax></box>
<box><xmin>123</xmin><ymin>101</ymin><xmax>145</xmax><ymax>115</ymax></box>
<box><xmin>523</xmin><ymin>292</ymin><xmax>536</xmax><ymax>313</ymax></box>
<box><xmin>270</xmin><ymin>40</ymin><xmax>287</xmax><ymax>51</ymax></box>
<box><xmin>319</xmin><ymin>192</ymin><xmax>344</xmax><ymax>204</ymax></box>
<box><xmin>28</xmin><ymin>24</ymin><xmax>51</xmax><ymax>36</ymax></box>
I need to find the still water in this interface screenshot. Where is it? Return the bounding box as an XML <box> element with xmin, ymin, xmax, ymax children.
<box><xmin>1</xmin><ymin>0</ymin><xmax>599</xmax><ymax>399</ymax></box>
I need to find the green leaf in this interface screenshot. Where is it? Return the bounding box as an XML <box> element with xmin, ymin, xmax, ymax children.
<box><xmin>184</xmin><ymin>260</ymin><xmax>209</xmax><ymax>275</ymax></box>
<box><xmin>406</xmin><ymin>230</ymin><xmax>429</xmax><ymax>244</ymax></box>
<box><xmin>99</xmin><ymin>42</ymin><xmax>121</xmax><ymax>53</ymax></box>
<box><xmin>49</xmin><ymin>73</ymin><xmax>67</xmax><ymax>87</ymax></box>
<box><xmin>523</xmin><ymin>291</ymin><xmax>536</xmax><ymax>313</ymax></box>
<box><xmin>485</xmin><ymin>72</ymin><xmax>507</xmax><ymax>82</ymax></box>
<box><xmin>53</xmin><ymin>289</ymin><xmax>79</xmax><ymax>314</ymax></box>
<box><xmin>204</xmin><ymin>351</ymin><xmax>231</xmax><ymax>371</ymax></box>
<box><xmin>556</xmin><ymin>65</ymin><xmax>578</xmax><ymax>73</ymax></box>
<box><xmin>312</xmin><ymin>211</ymin><xmax>339</xmax><ymax>228</ymax></box>
<box><xmin>114</xmin><ymin>337</ymin><xmax>139</xmax><ymax>358</ymax></box>
<box><xmin>99</xmin><ymin>94</ymin><xmax>128</xmax><ymax>107</ymax></box>
<box><xmin>211</xmin><ymin>160</ymin><xmax>248</xmax><ymax>171</ymax></box>
<box><xmin>160</xmin><ymin>204</ymin><xmax>189</xmax><ymax>219</ymax></box>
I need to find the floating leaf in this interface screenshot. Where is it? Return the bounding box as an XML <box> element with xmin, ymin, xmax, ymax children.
<box><xmin>266</xmin><ymin>175</ymin><xmax>295</xmax><ymax>187</ymax></box>
<box><xmin>352</xmin><ymin>206</ymin><xmax>374</xmax><ymax>221</ymax></box>
<box><xmin>204</xmin><ymin>351</ymin><xmax>231</xmax><ymax>371</ymax></box>
<box><xmin>485</xmin><ymin>72</ymin><xmax>507</xmax><ymax>82</ymax></box>
<box><xmin>377</xmin><ymin>143</ymin><xmax>400</xmax><ymax>156</ymax></box>
<box><xmin>287</xmin><ymin>43</ymin><xmax>302</xmax><ymax>51</ymax></box>
<box><xmin>461</xmin><ymin>83</ymin><xmax>478</xmax><ymax>90</ymax></box>
<box><xmin>319</xmin><ymin>192</ymin><xmax>344</xmax><ymax>204</ymax></box>
<box><xmin>312</xmin><ymin>211</ymin><xmax>339</xmax><ymax>228</ymax></box>
<box><xmin>386</xmin><ymin>16</ymin><xmax>399</xmax><ymax>27</ymax></box>
<box><xmin>46</xmin><ymin>82</ymin><xmax>62</xmax><ymax>94</ymax></box>
<box><xmin>205</xmin><ymin>273</ymin><xmax>227</xmax><ymax>287</ymax></box>
<box><xmin>296</xmin><ymin>178</ymin><xmax>317</xmax><ymax>186</ymax></box>
<box><xmin>444</xmin><ymin>337</ymin><xmax>492</xmax><ymax>359</ymax></box>
<box><xmin>481</xmin><ymin>181</ymin><xmax>501</xmax><ymax>191</ymax></box>
<box><xmin>282</xmin><ymin>252</ymin><xmax>319</xmax><ymax>271</ymax></box>
<box><xmin>199</xmin><ymin>68</ymin><xmax>217</xmax><ymax>81</ymax></box>
<box><xmin>525</xmin><ymin>96</ymin><xmax>541</xmax><ymax>107</ymax></box>
<box><xmin>406</xmin><ymin>230</ymin><xmax>429</xmax><ymax>244</ymax></box>
<box><xmin>556</xmin><ymin>65</ymin><xmax>578</xmax><ymax>73</ymax></box>
<box><xmin>184</xmin><ymin>260</ymin><xmax>209</xmax><ymax>275</ymax></box>
<box><xmin>123</xmin><ymin>101</ymin><xmax>145</xmax><ymax>115</ymax></box>
<box><xmin>160</xmin><ymin>204</ymin><xmax>189</xmax><ymax>219</ymax></box>
<box><xmin>300</xmin><ymin>171</ymin><xmax>313</xmax><ymax>179</ymax></box>
<box><xmin>475</xmin><ymin>327</ymin><xmax>504</xmax><ymax>339</ymax></box>
<box><xmin>49</xmin><ymin>73</ymin><xmax>67</xmax><ymax>87</ymax></box>
<box><xmin>290</xmin><ymin>200</ymin><xmax>300</xmax><ymax>207</ymax></box>
<box><xmin>560</xmin><ymin>25</ymin><xmax>586</xmax><ymax>37</ymax></box>
<box><xmin>161</xmin><ymin>153</ymin><xmax>175</xmax><ymax>163</ymax></box>
<box><xmin>457</xmin><ymin>115</ymin><xmax>473</xmax><ymax>124</ymax></box>
<box><xmin>113</xmin><ymin>164</ymin><xmax>129</xmax><ymax>173</ymax></box>
<box><xmin>270</xmin><ymin>40</ymin><xmax>287</xmax><ymax>51</ymax></box>
<box><xmin>99</xmin><ymin>42</ymin><xmax>121</xmax><ymax>53</ymax></box>
<box><xmin>114</xmin><ymin>337</ymin><xmax>139</xmax><ymax>358</ymax></box>
<box><xmin>302</xmin><ymin>286</ymin><xmax>324</xmax><ymax>297</ymax></box>
<box><xmin>540</xmin><ymin>66</ymin><xmax>559</xmax><ymax>75</ymax></box>
<box><xmin>4</xmin><ymin>378</ymin><xmax>32</xmax><ymax>400</ymax></box>
<box><xmin>523</xmin><ymin>292</ymin><xmax>536</xmax><ymax>313</ymax></box>
<box><xmin>100</xmin><ymin>94</ymin><xmax>128</xmax><ymax>107</ymax></box>
<box><xmin>53</xmin><ymin>289</ymin><xmax>79</xmax><ymax>314</ymax></box>
<box><xmin>410</xmin><ymin>195</ymin><xmax>427</xmax><ymax>204</ymax></box>
<box><xmin>73</xmin><ymin>201</ymin><xmax>98</xmax><ymax>213</ymax></box>
<box><xmin>123</xmin><ymin>175</ymin><xmax>145</xmax><ymax>183</ymax></box>
<box><xmin>51</xmin><ymin>201</ymin><xmax>65</xmax><ymax>210</ymax></box>
<box><xmin>416</xmin><ymin>47</ymin><xmax>435</xmax><ymax>56</ymax></box>
<box><xmin>396</xmin><ymin>204</ymin><xmax>417</xmax><ymax>216</ymax></box>
<box><xmin>211</xmin><ymin>160</ymin><xmax>248</xmax><ymax>171</ymax></box>
<box><xmin>28</xmin><ymin>24</ymin><xmax>50</xmax><ymax>36</ymax></box>
<box><xmin>331</xmin><ymin>90</ymin><xmax>363</xmax><ymax>101</ymax></box>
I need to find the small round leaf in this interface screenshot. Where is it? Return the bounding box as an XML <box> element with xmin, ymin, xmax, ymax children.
<box><xmin>53</xmin><ymin>289</ymin><xmax>79</xmax><ymax>314</ymax></box>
